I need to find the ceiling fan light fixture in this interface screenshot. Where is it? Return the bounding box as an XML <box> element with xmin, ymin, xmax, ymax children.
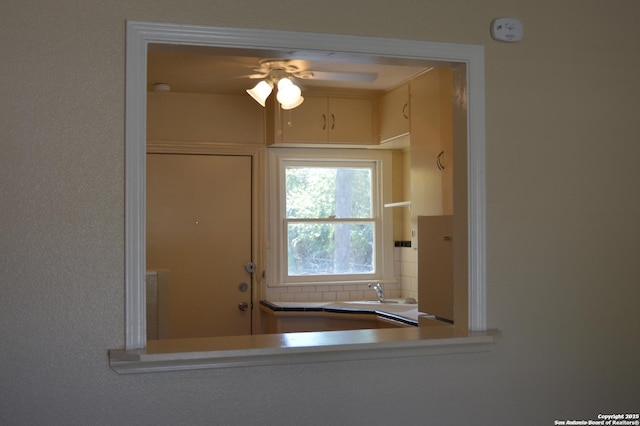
<box><xmin>246</xmin><ymin>80</ymin><xmax>273</xmax><ymax>107</ymax></box>
<box><xmin>276</xmin><ymin>78</ymin><xmax>302</xmax><ymax>107</ymax></box>
<box><xmin>280</xmin><ymin>95</ymin><xmax>304</xmax><ymax>110</ymax></box>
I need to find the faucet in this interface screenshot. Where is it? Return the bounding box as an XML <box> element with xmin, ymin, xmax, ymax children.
<box><xmin>368</xmin><ymin>282</ymin><xmax>385</xmax><ymax>302</ymax></box>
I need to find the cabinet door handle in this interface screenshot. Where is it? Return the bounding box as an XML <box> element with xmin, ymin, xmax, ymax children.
<box><xmin>331</xmin><ymin>113</ymin><xmax>335</xmax><ymax>130</ymax></box>
<box><xmin>322</xmin><ymin>114</ymin><xmax>326</xmax><ymax>130</ymax></box>
<box><xmin>402</xmin><ymin>103</ymin><xmax>409</xmax><ymax>120</ymax></box>
<box><xmin>436</xmin><ymin>150</ymin><xmax>445</xmax><ymax>170</ymax></box>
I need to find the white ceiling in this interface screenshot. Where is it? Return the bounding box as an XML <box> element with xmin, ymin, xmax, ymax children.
<box><xmin>147</xmin><ymin>43</ymin><xmax>442</xmax><ymax>95</ymax></box>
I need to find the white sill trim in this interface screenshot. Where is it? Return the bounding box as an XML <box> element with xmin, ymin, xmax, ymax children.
<box><xmin>109</xmin><ymin>328</ymin><xmax>500</xmax><ymax>374</ymax></box>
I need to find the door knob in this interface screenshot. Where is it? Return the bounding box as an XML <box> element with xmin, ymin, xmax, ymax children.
<box><xmin>244</xmin><ymin>262</ymin><xmax>257</xmax><ymax>274</ymax></box>
<box><xmin>238</xmin><ymin>302</ymin><xmax>249</xmax><ymax>311</ymax></box>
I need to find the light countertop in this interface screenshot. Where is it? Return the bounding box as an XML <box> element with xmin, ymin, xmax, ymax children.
<box><xmin>260</xmin><ymin>299</ymin><xmax>434</xmax><ymax>325</ymax></box>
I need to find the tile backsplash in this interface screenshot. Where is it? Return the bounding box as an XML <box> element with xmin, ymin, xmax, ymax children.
<box><xmin>396</xmin><ymin>247</ymin><xmax>418</xmax><ymax>302</ymax></box>
<box><xmin>264</xmin><ymin>247</ymin><xmax>418</xmax><ymax>302</ymax></box>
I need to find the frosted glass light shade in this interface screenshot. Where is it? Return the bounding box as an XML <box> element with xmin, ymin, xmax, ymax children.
<box><xmin>246</xmin><ymin>80</ymin><xmax>273</xmax><ymax>107</ymax></box>
<box><xmin>276</xmin><ymin>78</ymin><xmax>303</xmax><ymax>109</ymax></box>
<box><xmin>280</xmin><ymin>95</ymin><xmax>304</xmax><ymax>110</ymax></box>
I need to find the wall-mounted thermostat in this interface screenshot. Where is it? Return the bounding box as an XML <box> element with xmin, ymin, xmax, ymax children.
<box><xmin>491</xmin><ymin>17</ymin><xmax>524</xmax><ymax>42</ymax></box>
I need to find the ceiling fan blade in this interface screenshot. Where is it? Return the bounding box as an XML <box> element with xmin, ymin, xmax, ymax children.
<box><xmin>309</xmin><ymin>71</ymin><xmax>377</xmax><ymax>82</ymax></box>
<box><xmin>247</xmin><ymin>72</ymin><xmax>269</xmax><ymax>79</ymax></box>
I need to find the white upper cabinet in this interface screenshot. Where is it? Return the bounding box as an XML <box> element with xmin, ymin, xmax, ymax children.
<box><xmin>378</xmin><ymin>83</ymin><xmax>410</xmax><ymax>143</ymax></box>
<box><xmin>267</xmin><ymin>95</ymin><xmax>375</xmax><ymax>146</ymax></box>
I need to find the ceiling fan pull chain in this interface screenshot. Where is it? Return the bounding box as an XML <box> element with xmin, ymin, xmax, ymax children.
<box><xmin>287</xmin><ymin>108</ymin><xmax>294</xmax><ymax>127</ymax></box>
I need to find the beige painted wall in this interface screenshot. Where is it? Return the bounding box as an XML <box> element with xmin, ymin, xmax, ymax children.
<box><xmin>1</xmin><ymin>1</ymin><xmax>639</xmax><ymax>425</ymax></box>
<box><xmin>147</xmin><ymin>92</ymin><xmax>265</xmax><ymax>143</ymax></box>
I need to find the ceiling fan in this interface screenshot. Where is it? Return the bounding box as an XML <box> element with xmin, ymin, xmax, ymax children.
<box><xmin>248</xmin><ymin>59</ymin><xmax>377</xmax><ymax>82</ymax></box>
<box><xmin>245</xmin><ymin>59</ymin><xmax>377</xmax><ymax>109</ymax></box>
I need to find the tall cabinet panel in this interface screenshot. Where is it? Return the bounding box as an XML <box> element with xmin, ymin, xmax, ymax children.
<box><xmin>409</xmin><ymin>70</ymin><xmax>453</xmax><ymax>246</ymax></box>
<box><xmin>417</xmin><ymin>215</ymin><xmax>454</xmax><ymax>323</ymax></box>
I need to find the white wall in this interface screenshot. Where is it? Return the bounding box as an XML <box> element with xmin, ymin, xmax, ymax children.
<box><xmin>1</xmin><ymin>1</ymin><xmax>639</xmax><ymax>425</ymax></box>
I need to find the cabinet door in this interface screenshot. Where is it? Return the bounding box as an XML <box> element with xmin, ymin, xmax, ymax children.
<box><xmin>378</xmin><ymin>84</ymin><xmax>410</xmax><ymax>142</ymax></box>
<box><xmin>281</xmin><ymin>96</ymin><xmax>328</xmax><ymax>143</ymax></box>
<box><xmin>409</xmin><ymin>70</ymin><xmax>447</xmax><ymax>246</ymax></box>
<box><xmin>439</xmin><ymin>69</ymin><xmax>454</xmax><ymax>215</ymax></box>
<box><xmin>328</xmin><ymin>97</ymin><xmax>374</xmax><ymax>144</ymax></box>
<box><xmin>418</xmin><ymin>215</ymin><xmax>454</xmax><ymax>323</ymax></box>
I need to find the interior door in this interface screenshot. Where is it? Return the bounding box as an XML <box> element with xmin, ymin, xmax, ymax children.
<box><xmin>146</xmin><ymin>153</ymin><xmax>252</xmax><ymax>339</ymax></box>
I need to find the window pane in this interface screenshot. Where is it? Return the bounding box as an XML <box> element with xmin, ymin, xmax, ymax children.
<box><xmin>287</xmin><ymin>222</ymin><xmax>374</xmax><ymax>275</ymax></box>
<box><xmin>285</xmin><ymin>167</ymin><xmax>372</xmax><ymax>219</ymax></box>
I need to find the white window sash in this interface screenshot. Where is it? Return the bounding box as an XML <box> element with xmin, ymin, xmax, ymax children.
<box><xmin>268</xmin><ymin>148</ymin><xmax>394</xmax><ymax>286</ymax></box>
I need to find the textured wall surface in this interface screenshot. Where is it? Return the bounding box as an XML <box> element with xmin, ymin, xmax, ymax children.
<box><xmin>1</xmin><ymin>1</ymin><xmax>639</xmax><ymax>425</ymax></box>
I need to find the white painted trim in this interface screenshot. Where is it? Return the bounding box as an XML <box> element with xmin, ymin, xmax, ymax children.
<box><xmin>110</xmin><ymin>330</ymin><xmax>500</xmax><ymax>374</ymax></box>
<box><xmin>266</xmin><ymin>148</ymin><xmax>394</xmax><ymax>287</ymax></box>
<box><xmin>466</xmin><ymin>50</ymin><xmax>488</xmax><ymax>332</ymax></box>
<box><xmin>125</xmin><ymin>21</ymin><xmax>486</xmax><ymax>349</ymax></box>
<box><xmin>125</xmin><ymin>23</ymin><xmax>148</xmax><ymax>349</ymax></box>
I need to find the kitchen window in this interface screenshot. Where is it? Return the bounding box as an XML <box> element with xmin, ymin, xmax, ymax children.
<box><xmin>268</xmin><ymin>149</ymin><xmax>395</xmax><ymax>286</ymax></box>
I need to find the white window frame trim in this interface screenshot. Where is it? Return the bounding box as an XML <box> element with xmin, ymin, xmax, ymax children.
<box><xmin>268</xmin><ymin>149</ymin><xmax>394</xmax><ymax>286</ymax></box>
<box><xmin>124</xmin><ymin>21</ymin><xmax>486</xmax><ymax>350</ymax></box>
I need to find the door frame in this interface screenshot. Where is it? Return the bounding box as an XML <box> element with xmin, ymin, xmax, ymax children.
<box><xmin>147</xmin><ymin>141</ymin><xmax>265</xmax><ymax>336</ymax></box>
